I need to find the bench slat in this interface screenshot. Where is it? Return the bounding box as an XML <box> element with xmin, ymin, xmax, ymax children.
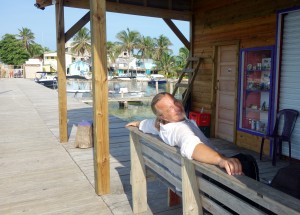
<box><xmin>141</xmin><ymin>143</ymin><xmax>181</xmax><ymax>178</ymax></box>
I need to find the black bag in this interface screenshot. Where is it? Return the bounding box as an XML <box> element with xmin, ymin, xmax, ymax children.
<box><xmin>232</xmin><ymin>153</ymin><xmax>260</xmax><ymax>181</ymax></box>
<box><xmin>270</xmin><ymin>163</ymin><xmax>300</xmax><ymax>199</ymax></box>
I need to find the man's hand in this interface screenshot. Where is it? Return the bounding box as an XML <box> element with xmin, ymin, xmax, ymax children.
<box><xmin>192</xmin><ymin>144</ymin><xmax>243</xmax><ymax>176</ymax></box>
<box><xmin>218</xmin><ymin>157</ymin><xmax>243</xmax><ymax>176</ymax></box>
<box><xmin>125</xmin><ymin>121</ymin><xmax>140</xmax><ymax>127</ymax></box>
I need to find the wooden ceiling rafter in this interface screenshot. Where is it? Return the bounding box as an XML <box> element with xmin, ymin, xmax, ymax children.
<box><xmin>163</xmin><ymin>18</ymin><xmax>190</xmax><ymax>49</ymax></box>
<box><xmin>35</xmin><ymin>0</ymin><xmax>192</xmax><ymax>21</ymax></box>
<box><xmin>65</xmin><ymin>11</ymin><xmax>90</xmax><ymax>42</ymax></box>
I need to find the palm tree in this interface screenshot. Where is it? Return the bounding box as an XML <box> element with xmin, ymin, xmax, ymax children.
<box><xmin>17</xmin><ymin>27</ymin><xmax>35</xmax><ymax>51</ymax></box>
<box><xmin>153</xmin><ymin>35</ymin><xmax>173</xmax><ymax>61</ymax></box>
<box><xmin>71</xmin><ymin>27</ymin><xmax>91</xmax><ymax>57</ymax></box>
<box><xmin>155</xmin><ymin>52</ymin><xmax>176</xmax><ymax>78</ymax></box>
<box><xmin>116</xmin><ymin>28</ymin><xmax>141</xmax><ymax>58</ymax></box>
<box><xmin>107</xmin><ymin>41</ymin><xmax>122</xmax><ymax>69</ymax></box>
<box><xmin>136</xmin><ymin>36</ymin><xmax>155</xmax><ymax>60</ymax></box>
<box><xmin>28</xmin><ymin>43</ymin><xmax>44</xmax><ymax>58</ymax></box>
<box><xmin>175</xmin><ymin>47</ymin><xmax>189</xmax><ymax>70</ymax></box>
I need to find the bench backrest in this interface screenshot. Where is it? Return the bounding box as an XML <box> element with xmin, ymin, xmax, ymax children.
<box><xmin>128</xmin><ymin>127</ymin><xmax>300</xmax><ymax>215</ymax></box>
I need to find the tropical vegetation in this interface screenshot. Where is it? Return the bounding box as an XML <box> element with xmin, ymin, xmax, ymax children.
<box><xmin>0</xmin><ymin>27</ymin><xmax>49</xmax><ymax>65</ymax></box>
<box><xmin>0</xmin><ymin>26</ymin><xmax>189</xmax><ymax>77</ymax></box>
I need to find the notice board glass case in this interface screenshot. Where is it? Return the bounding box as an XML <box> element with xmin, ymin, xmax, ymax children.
<box><xmin>237</xmin><ymin>46</ymin><xmax>274</xmax><ymax>136</ymax></box>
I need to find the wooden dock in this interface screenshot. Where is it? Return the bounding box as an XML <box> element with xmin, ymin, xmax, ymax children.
<box><xmin>0</xmin><ymin>78</ymin><xmax>291</xmax><ymax>215</ymax></box>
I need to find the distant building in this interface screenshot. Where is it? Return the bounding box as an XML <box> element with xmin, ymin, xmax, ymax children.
<box><xmin>112</xmin><ymin>51</ymin><xmax>157</xmax><ymax>77</ymax></box>
<box><xmin>68</xmin><ymin>60</ymin><xmax>91</xmax><ymax>77</ymax></box>
<box><xmin>43</xmin><ymin>52</ymin><xmax>75</xmax><ymax>72</ymax></box>
<box><xmin>23</xmin><ymin>41</ymin><xmax>92</xmax><ymax>79</ymax></box>
<box><xmin>23</xmin><ymin>58</ymin><xmax>43</xmax><ymax>79</ymax></box>
<box><xmin>136</xmin><ymin>59</ymin><xmax>157</xmax><ymax>75</ymax></box>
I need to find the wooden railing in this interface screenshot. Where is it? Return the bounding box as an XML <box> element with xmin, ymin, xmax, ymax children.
<box><xmin>128</xmin><ymin>127</ymin><xmax>300</xmax><ymax>215</ymax></box>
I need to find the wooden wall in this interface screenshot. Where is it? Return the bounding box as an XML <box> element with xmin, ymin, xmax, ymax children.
<box><xmin>191</xmin><ymin>0</ymin><xmax>300</xmax><ymax>152</ymax></box>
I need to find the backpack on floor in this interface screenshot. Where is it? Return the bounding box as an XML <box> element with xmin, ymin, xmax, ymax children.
<box><xmin>231</xmin><ymin>153</ymin><xmax>260</xmax><ymax>181</ymax></box>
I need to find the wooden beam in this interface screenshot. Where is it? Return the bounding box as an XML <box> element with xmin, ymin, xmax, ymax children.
<box><xmin>163</xmin><ymin>18</ymin><xmax>190</xmax><ymax>50</ymax></box>
<box><xmin>63</xmin><ymin>0</ymin><xmax>192</xmax><ymax>21</ymax></box>
<box><xmin>90</xmin><ymin>0</ymin><xmax>110</xmax><ymax>195</ymax></box>
<box><xmin>55</xmin><ymin>0</ymin><xmax>68</xmax><ymax>143</ymax></box>
<box><xmin>65</xmin><ymin>11</ymin><xmax>90</xmax><ymax>42</ymax></box>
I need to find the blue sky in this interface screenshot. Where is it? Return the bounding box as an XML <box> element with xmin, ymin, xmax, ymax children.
<box><xmin>1</xmin><ymin>0</ymin><xmax>189</xmax><ymax>55</ymax></box>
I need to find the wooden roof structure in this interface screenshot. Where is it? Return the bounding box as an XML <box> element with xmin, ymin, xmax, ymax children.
<box><xmin>34</xmin><ymin>0</ymin><xmax>194</xmax><ymax>195</ymax></box>
<box><xmin>35</xmin><ymin>0</ymin><xmax>193</xmax><ymax>20</ymax></box>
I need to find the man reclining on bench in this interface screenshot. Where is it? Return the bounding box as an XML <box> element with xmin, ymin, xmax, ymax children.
<box><xmin>126</xmin><ymin>92</ymin><xmax>244</xmax><ymax>176</ymax></box>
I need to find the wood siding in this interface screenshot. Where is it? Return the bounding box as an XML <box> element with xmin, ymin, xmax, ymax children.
<box><xmin>192</xmin><ymin>0</ymin><xmax>300</xmax><ymax>152</ymax></box>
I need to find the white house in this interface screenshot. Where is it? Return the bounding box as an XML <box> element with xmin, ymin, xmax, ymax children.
<box><xmin>23</xmin><ymin>58</ymin><xmax>43</xmax><ymax>79</ymax></box>
<box><xmin>43</xmin><ymin>52</ymin><xmax>75</xmax><ymax>72</ymax></box>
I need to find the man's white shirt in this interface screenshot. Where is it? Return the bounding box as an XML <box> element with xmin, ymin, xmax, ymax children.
<box><xmin>139</xmin><ymin>118</ymin><xmax>216</xmax><ymax>160</ymax></box>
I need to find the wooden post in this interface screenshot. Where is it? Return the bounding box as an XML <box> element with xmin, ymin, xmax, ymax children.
<box><xmin>90</xmin><ymin>0</ymin><xmax>110</xmax><ymax>194</ymax></box>
<box><xmin>130</xmin><ymin>131</ymin><xmax>147</xmax><ymax>213</ymax></box>
<box><xmin>55</xmin><ymin>0</ymin><xmax>68</xmax><ymax>143</ymax></box>
<box><xmin>181</xmin><ymin>158</ymin><xmax>202</xmax><ymax>215</ymax></box>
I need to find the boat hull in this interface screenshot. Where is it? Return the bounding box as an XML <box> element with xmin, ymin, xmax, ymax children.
<box><xmin>36</xmin><ymin>79</ymin><xmax>57</xmax><ymax>89</ymax></box>
<box><xmin>147</xmin><ymin>80</ymin><xmax>167</xmax><ymax>85</ymax></box>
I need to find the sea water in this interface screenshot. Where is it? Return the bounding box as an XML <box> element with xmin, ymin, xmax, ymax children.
<box><xmin>67</xmin><ymin>79</ymin><xmax>183</xmax><ymax>122</ymax></box>
<box><xmin>108</xmin><ymin>80</ymin><xmax>175</xmax><ymax>122</ymax></box>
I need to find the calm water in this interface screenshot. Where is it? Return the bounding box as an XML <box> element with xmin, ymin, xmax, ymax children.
<box><xmin>108</xmin><ymin>80</ymin><xmax>180</xmax><ymax>122</ymax></box>
<box><xmin>67</xmin><ymin>79</ymin><xmax>183</xmax><ymax>122</ymax></box>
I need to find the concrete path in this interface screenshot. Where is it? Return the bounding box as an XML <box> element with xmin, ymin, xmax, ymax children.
<box><xmin>0</xmin><ymin>79</ymin><xmax>112</xmax><ymax>215</ymax></box>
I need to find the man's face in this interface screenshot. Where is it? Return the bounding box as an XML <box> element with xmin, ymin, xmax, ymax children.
<box><xmin>155</xmin><ymin>94</ymin><xmax>185</xmax><ymax>123</ymax></box>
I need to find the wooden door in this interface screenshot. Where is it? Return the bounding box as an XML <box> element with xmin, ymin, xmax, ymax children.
<box><xmin>215</xmin><ymin>45</ymin><xmax>238</xmax><ymax>142</ymax></box>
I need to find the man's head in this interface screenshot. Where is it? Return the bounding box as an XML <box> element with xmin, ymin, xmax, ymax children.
<box><xmin>151</xmin><ymin>92</ymin><xmax>185</xmax><ymax>123</ymax></box>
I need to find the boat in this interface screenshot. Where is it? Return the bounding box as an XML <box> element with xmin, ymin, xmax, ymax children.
<box><xmin>147</xmin><ymin>74</ymin><xmax>167</xmax><ymax>85</ymax></box>
<box><xmin>66</xmin><ymin>75</ymin><xmax>91</xmax><ymax>98</ymax></box>
<box><xmin>136</xmin><ymin>74</ymin><xmax>150</xmax><ymax>81</ymax></box>
<box><xmin>34</xmin><ymin>72</ymin><xmax>57</xmax><ymax>89</ymax></box>
<box><xmin>117</xmin><ymin>77</ymin><xmax>131</xmax><ymax>81</ymax></box>
<box><xmin>109</xmin><ymin>87</ymin><xmax>145</xmax><ymax>98</ymax></box>
<box><xmin>116</xmin><ymin>75</ymin><xmax>136</xmax><ymax>81</ymax></box>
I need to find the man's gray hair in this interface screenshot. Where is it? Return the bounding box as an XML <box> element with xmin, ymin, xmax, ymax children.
<box><xmin>151</xmin><ymin>92</ymin><xmax>173</xmax><ymax>116</ymax></box>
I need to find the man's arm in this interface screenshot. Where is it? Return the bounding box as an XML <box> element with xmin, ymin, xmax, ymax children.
<box><xmin>192</xmin><ymin>144</ymin><xmax>242</xmax><ymax>176</ymax></box>
<box><xmin>126</xmin><ymin>119</ymin><xmax>159</xmax><ymax>135</ymax></box>
<box><xmin>126</xmin><ymin>121</ymin><xmax>140</xmax><ymax>127</ymax></box>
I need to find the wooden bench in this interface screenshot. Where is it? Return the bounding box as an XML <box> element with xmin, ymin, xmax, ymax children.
<box><xmin>128</xmin><ymin>127</ymin><xmax>300</xmax><ymax>215</ymax></box>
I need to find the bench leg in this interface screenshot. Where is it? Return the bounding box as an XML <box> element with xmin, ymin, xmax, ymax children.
<box><xmin>182</xmin><ymin>158</ymin><xmax>203</xmax><ymax>215</ymax></box>
<box><xmin>130</xmin><ymin>132</ymin><xmax>147</xmax><ymax>213</ymax></box>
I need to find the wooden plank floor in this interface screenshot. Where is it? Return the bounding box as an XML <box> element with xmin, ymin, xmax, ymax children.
<box><xmin>0</xmin><ymin>78</ymin><xmax>291</xmax><ymax>215</ymax></box>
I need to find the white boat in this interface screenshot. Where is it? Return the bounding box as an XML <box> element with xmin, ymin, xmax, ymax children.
<box><xmin>117</xmin><ymin>77</ymin><xmax>131</xmax><ymax>81</ymax></box>
<box><xmin>147</xmin><ymin>74</ymin><xmax>167</xmax><ymax>85</ymax></box>
<box><xmin>66</xmin><ymin>76</ymin><xmax>92</xmax><ymax>98</ymax></box>
<box><xmin>136</xmin><ymin>74</ymin><xmax>150</xmax><ymax>81</ymax></box>
<box><xmin>109</xmin><ymin>87</ymin><xmax>145</xmax><ymax>98</ymax></box>
<box><xmin>34</xmin><ymin>72</ymin><xmax>57</xmax><ymax>89</ymax></box>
